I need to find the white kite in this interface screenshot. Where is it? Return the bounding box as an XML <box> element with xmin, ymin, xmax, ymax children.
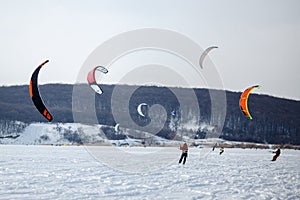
<box><xmin>137</xmin><ymin>103</ymin><xmax>147</xmax><ymax>117</ymax></box>
<box><xmin>199</xmin><ymin>46</ymin><xmax>218</xmax><ymax>69</ymax></box>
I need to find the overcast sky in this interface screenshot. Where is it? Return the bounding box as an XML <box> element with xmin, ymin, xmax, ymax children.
<box><xmin>1</xmin><ymin>0</ymin><xmax>299</xmax><ymax>100</ymax></box>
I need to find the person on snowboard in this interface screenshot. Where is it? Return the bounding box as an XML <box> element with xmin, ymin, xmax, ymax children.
<box><xmin>219</xmin><ymin>147</ymin><xmax>224</xmax><ymax>155</ymax></box>
<box><xmin>179</xmin><ymin>142</ymin><xmax>188</xmax><ymax>165</ymax></box>
<box><xmin>271</xmin><ymin>148</ymin><xmax>281</xmax><ymax>161</ymax></box>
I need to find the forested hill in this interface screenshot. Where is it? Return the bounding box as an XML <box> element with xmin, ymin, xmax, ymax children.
<box><xmin>0</xmin><ymin>84</ymin><xmax>299</xmax><ymax>145</ymax></box>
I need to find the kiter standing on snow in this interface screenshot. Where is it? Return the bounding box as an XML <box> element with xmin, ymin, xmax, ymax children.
<box><xmin>179</xmin><ymin>142</ymin><xmax>188</xmax><ymax>165</ymax></box>
<box><xmin>219</xmin><ymin>147</ymin><xmax>224</xmax><ymax>155</ymax></box>
<box><xmin>212</xmin><ymin>143</ymin><xmax>217</xmax><ymax>151</ymax></box>
<box><xmin>271</xmin><ymin>148</ymin><xmax>281</xmax><ymax>161</ymax></box>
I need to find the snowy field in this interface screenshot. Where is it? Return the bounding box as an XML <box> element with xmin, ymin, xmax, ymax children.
<box><xmin>0</xmin><ymin>145</ymin><xmax>299</xmax><ymax>200</ymax></box>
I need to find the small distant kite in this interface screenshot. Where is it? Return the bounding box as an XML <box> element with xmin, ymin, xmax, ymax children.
<box><xmin>171</xmin><ymin>110</ymin><xmax>177</xmax><ymax>117</ymax></box>
<box><xmin>29</xmin><ymin>60</ymin><xmax>53</xmax><ymax>122</ymax></box>
<box><xmin>239</xmin><ymin>85</ymin><xmax>261</xmax><ymax>119</ymax></box>
<box><xmin>137</xmin><ymin>103</ymin><xmax>147</xmax><ymax>117</ymax></box>
<box><xmin>114</xmin><ymin>123</ymin><xmax>120</xmax><ymax>133</ymax></box>
<box><xmin>87</xmin><ymin>66</ymin><xmax>108</xmax><ymax>94</ymax></box>
<box><xmin>199</xmin><ymin>46</ymin><xmax>218</xmax><ymax>69</ymax></box>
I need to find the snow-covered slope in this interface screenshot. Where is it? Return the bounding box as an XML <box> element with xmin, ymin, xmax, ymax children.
<box><xmin>0</xmin><ymin>123</ymin><xmax>106</xmax><ymax>145</ymax></box>
<box><xmin>0</xmin><ymin>122</ymin><xmax>179</xmax><ymax>146</ymax></box>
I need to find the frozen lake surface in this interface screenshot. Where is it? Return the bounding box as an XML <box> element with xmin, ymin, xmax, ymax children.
<box><xmin>0</xmin><ymin>145</ymin><xmax>299</xmax><ymax>199</ymax></box>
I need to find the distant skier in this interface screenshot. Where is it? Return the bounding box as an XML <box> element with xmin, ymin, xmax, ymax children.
<box><xmin>219</xmin><ymin>147</ymin><xmax>224</xmax><ymax>155</ymax></box>
<box><xmin>271</xmin><ymin>148</ymin><xmax>281</xmax><ymax>161</ymax></box>
<box><xmin>179</xmin><ymin>142</ymin><xmax>188</xmax><ymax>165</ymax></box>
<box><xmin>212</xmin><ymin>143</ymin><xmax>217</xmax><ymax>151</ymax></box>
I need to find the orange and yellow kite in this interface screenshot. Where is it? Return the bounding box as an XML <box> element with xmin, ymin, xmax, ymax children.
<box><xmin>239</xmin><ymin>85</ymin><xmax>261</xmax><ymax>120</ymax></box>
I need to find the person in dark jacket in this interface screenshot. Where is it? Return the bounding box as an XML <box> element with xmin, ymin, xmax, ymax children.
<box><xmin>271</xmin><ymin>148</ymin><xmax>281</xmax><ymax>161</ymax></box>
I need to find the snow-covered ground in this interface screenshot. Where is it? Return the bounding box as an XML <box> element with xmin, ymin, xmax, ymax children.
<box><xmin>0</xmin><ymin>145</ymin><xmax>299</xmax><ymax>199</ymax></box>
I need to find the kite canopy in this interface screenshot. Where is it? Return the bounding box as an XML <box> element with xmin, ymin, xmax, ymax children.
<box><xmin>137</xmin><ymin>103</ymin><xmax>147</xmax><ymax>117</ymax></box>
<box><xmin>87</xmin><ymin>66</ymin><xmax>108</xmax><ymax>94</ymax></box>
<box><xmin>171</xmin><ymin>110</ymin><xmax>176</xmax><ymax>117</ymax></box>
<box><xmin>199</xmin><ymin>46</ymin><xmax>218</xmax><ymax>69</ymax></box>
<box><xmin>29</xmin><ymin>60</ymin><xmax>53</xmax><ymax>122</ymax></box>
<box><xmin>239</xmin><ymin>85</ymin><xmax>261</xmax><ymax>120</ymax></box>
<box><xmin>114</xmin><ymin>123</ymin><xmax>120</xmax><ymax>133</ymax></box>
